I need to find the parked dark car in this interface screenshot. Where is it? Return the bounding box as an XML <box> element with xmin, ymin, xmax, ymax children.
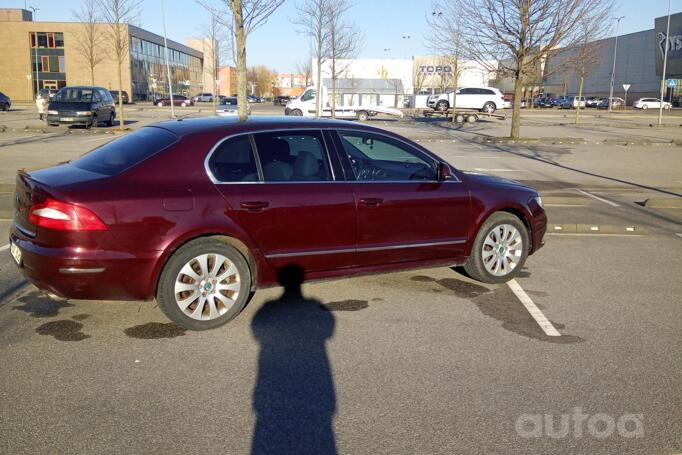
<box><xmin>274</xmin><ymin>95</ymin><xmax>291</xmax><ymax>106</ymax></box>
<box><xmin>156</xmin><ymin>95</ymin><xmax>194</xmax><ymax>107</ymax></box>
<box><xmin>109</xmin><ymin>90</ymin><xmax>129</xmax><ymax>104</ymax></box>
<box><xmin>597</xmin><ymin>97</ymin><xmax>624</xmax><ymax>109</ymax></box>
<box><xmin>0</xmin><ymin>91</ymin><xmax>11</xmax><ymax>111</ymax></box>
<box><xmin>9</xmin><ymin>117</ymin><xmax>546</xmax><ymax>330</ymax></box>
<box><xmin>534</xmin><ymin>97</ymin><xmax>554</xmax><ymax>108</ymax></box>
<box><xmin>46</xmin><ymin>86</ymin><xmax>116</xmax><ymax>128</ymax></box>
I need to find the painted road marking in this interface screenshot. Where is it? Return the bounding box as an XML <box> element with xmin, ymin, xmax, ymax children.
<box><xmin>0</xmin><ymin>243</ymin><xmax>9</xmax><ymax>252</ymax></box>
<box><xmin>449</xmin><ymin>155</ymin><xmax>499</xmax><ymax>159</ymax></box>
<box><xmin>574</xmin><ymin>188</ymin><xmax>620</xmax><ymax>207</ymax></box>
<box><xmin>83</xmin><ymin>136</ymin><xmax>113</xmax><ymax>143</ymax></box>
<box><xmin>507</xmin><ymin>279</ymin><xmax>561</xmax><ymax>337</ymax></box>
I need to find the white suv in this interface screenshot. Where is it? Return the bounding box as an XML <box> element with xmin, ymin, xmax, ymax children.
<box><xmin>427</xmin><ymin>87</ymin><xmax>506</xmax><ymax>113</ymax></box>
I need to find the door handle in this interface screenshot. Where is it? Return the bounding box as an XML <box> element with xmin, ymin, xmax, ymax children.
<box><xmin>359</xmin><ymin>198</ymin><xmax>383</xmax><ymax>207</ymax></box>
<box><xmin>240</xmin><ymin>201</ymin><xmax>269</xmax><ymax>211</ymax></box>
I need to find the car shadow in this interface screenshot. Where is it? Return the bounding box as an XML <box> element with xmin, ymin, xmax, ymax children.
<box><xmin>250</xmin><ymin>264</ymin><xmax>337</xmax><ymax>455</ymax></box>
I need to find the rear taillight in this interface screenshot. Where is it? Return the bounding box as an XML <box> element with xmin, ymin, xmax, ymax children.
<box><xmin>29</xmin><ymin>198</ymin><xmax>107</xmax><ymax>231</ymax></box>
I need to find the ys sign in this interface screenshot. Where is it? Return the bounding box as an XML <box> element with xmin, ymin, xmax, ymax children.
<box><xmin>655</xmin><ymin>13</ymin><xmax>682</xmax><ymax>76</ymax></box>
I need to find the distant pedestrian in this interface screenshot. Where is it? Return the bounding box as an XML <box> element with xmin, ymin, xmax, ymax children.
<box><xmin>36</xmin><ymin>92</ymin><xmax>48</xmax><ymax>121</ymax></box>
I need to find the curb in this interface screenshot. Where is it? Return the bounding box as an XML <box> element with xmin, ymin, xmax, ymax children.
<box><xmin>644</xmin><ymin>197</ymin><xmax>682</xmax><ymax>208</ymax></box>
<box><xmin>0</xmin><ymin>124</ymin><xmax>131</xmax><ymax>135</ymax></box>
<box><xmin>547</xmin><ymin>224</ymin><xmax>647</xmax><ymax>235</ymax></box>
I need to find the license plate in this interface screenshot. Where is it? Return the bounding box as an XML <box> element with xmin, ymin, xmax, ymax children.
<box><xmin>10</xmin><ymin>241</ymin><xmax>22</xmax><ymax>266</ymax></box>
<box><xmin>60</xmin><ymin>117</ymin><xmax>74</xmax><ymax>122</ymax></box>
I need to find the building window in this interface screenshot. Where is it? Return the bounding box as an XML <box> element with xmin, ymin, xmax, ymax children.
<box><xmin>58</xmin><ymin>56</ymin><xmax>65</xmax><ymax>72</ymax></box>
<box><xmin>37</xmin><ymin>33</ymin><xmax>48</xmax><ymax>48</ymax></box>
<box><xmin>47</xmin><ymin>33</ymin><xmax>55</xmax><ymax>48</ymax></box>
<box><xmin>29</xmin><ymin>32</ymin><xmax>36</xmax><ymax>48</ymax></box>
<box><xmin>41</xmin><ymin>55</ymin><xmax>50</xmax><ymax>72</ymax></box>
<box><xmin>55</xmin><ymin>32</ymin><xmax>64</xmax><ymax>47</ymax></box>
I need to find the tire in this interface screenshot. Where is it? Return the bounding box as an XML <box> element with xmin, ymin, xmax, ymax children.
<box><xmin>665</xmin><ymin>104</ymin><xmax>671</xmax><ymax>110</ymax></box>
<box><xmin>436</xmin><ymin>100</ymin><xmax>449</xmax><ymax>112</ymax></box>
<box><xmin>156</xmin><ymin>238</ymin><xmax>253</xmax><ymax>331</ymax></box>
<box><xmin>482</xmin><ymin>102</ymin><xmax>496</xmax><ymax>114</ymax></box>
<box><xmin>107</xmin><ymin>112</ymin><xmax>114</xmax><ymax>127</ymax></box>
<box><xmin>289</xmin><ymin>109</ymin><xmax>303</xmax><ymax>116</ymax></box>
<box><xmin>181</xmin><ymin>102</ymin><xmax>187</xmax><ymax>107</ymax></box>
<box><xmin>86</xmin><ymin>115</ymin><xmax>96</xmax><ymax>129</ymax></box>
<box><xmin>157</xmin><ymin>101</ymin><xmax>163</xmax><ymax>107</ymax></box>
<box><xmin>1</xmin><ymin>103</ymin><xmax>7</xmax><ymax>111</ymax></box>
<box><xmin>466</xmin><ymin>114</ymin><xmax>477</xmax><ymax>123</ymax></box>
<box><xmin>357</xmin><ymin>110</ymin><xmax>369</xmax><ymax>122</ymax></box>
<box><xmin>454</xmin><ymin>114</ymin><xmax>465</xmax><ymax>123</ymax></box>
<box><xmin>463</xmin><ymin>212</ymin><xmax>530</xmax><ymax>284</ymax></box>
<box><xmin>642</xmin><ymin>104</ymin><xmax>648</xmax><ymax>110</ymax></box>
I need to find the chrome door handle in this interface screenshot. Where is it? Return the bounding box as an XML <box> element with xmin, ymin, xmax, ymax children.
<box><xmin>359</xmin><ymin>198</ymin><xmax>383</xmax><ymax>207</ymax></box>
<box><xmin>240</xmin><ymin>201</ymin><xmax>269</xmax><ymax>211</ymax></box>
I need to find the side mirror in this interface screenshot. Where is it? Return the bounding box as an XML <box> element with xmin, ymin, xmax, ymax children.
<box><xmin>437</xmin><ymin>161</ymin><xmax>454</xmax><ymax>181</ymax></box>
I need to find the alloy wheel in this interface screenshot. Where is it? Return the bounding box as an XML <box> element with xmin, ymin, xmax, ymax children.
<box><xmin>481</xmin><ymin>224</ymin><xmax>523</xmax><ymax>276</ymax></box>
<box><xmin>174</xmin><ymin>253</ymin><xmax>241</xmax><ymax>320</ymax></box>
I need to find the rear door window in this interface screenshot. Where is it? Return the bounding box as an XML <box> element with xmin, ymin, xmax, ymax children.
<box><xmin>253</xmin><ymin>131</ymin><xmax>332</xmax><ymax>182</ymax></box>
<box><xmin>71</xmin><ymin>126</ymin><xmax>178</xmax><ymax>176</ymax></box>
<box><xmin>208</xmin><ymin>135</ymin><xmax>259</xmax><ymax>183</ymax></box>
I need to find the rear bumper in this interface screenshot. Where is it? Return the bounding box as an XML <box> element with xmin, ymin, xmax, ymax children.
<box><xmin>9</xmin><ymin>231</ymin><xmax>161</xmax><ymax>301</ymax></box>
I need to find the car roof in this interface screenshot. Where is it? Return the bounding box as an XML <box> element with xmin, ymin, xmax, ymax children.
<box><xmin>151</xmin><ymin>115</ymin><xmax>383</xmax><ymax>137</ymax></box>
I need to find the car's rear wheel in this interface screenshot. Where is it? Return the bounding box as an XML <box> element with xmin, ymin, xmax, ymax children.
<box><xmin>436</xmin><ymin>100</ymin><xmax>449</xmax><ymax>112</ymax></box>
<box><xmin>107</xmin><ymin>112</ymin><xmax>114</xmax><ymax>126</ymax></box>
<box><xmin>464</xmin><ymin>212</ymin><xmax>529</xmax><ymax>284</ymax></box>
<box><xmin>86</xmin><ymin>114</ymin><xmax>96</xmax><ymax>129</ymax></box>
<box><xmin>1</xmin><ymin>103</ymin><xmax>7</xmax><ymax>111</ymax></box>
<box><xmin>157</xmin><ymin>101</ymin><xmax>163</xmax><ymax>107</ymax></box>
<box><xmin>181</xmin><ymin>102</ymin><xmax>187</xmax><ymax>107</ymax></box>
<box><xmin>482</xmin><ymin>102</ymin><xmax>496</xmax><ymax>114</ymax></box>
<box><xmin>156</xmin><ymin>238</ymin><xmax>253</xmax><ymax>330</ymax></box>
<box><xmin>289</xmin><ymin>109</ymin><xmax>302</xmax><ymax>116</ymax></box>
<box><xmin>642</xmin><ymin>104</ymin><xmax>648</xmax><ymax>110</ymax></box>
<box><xmin>357</xmin><ymin>110</ymin><xmax>369</xmax><ymax>121</ymax></box>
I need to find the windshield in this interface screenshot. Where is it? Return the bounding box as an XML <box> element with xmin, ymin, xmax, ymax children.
<box><xmin>219</xmin><ymin>98</ymin><xmax>238</xmax><ymax>106</ymax></box>
<box><xmin>55</xmin><ymin>88</ymin><xmax>95</xmax><ymax>102</ymax></box>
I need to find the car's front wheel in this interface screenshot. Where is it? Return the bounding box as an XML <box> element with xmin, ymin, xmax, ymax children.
<box><xmin>464</xmin><ymin>212</ymin><xmax>529</xmax><ymax>284</ymax></box>
<box><xmin>156</xmin><ymin>238</ymin><xmax>253</xmax><ymax>330</ymax></box>
<box><xmin>436</xmin><ymin>100</ymin><xmax>449</xmax><ymax>112</ymax></box>
<box><xmin>482</xmin><ymin>102</ymin><xmax>496</xmax><ymax>114</ymax></box>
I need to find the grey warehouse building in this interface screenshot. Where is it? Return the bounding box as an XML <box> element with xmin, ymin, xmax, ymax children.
<box><xmin>540</xmin><ymin>12</ymin><xmax>682</xmax><ymax>103</ymax></box>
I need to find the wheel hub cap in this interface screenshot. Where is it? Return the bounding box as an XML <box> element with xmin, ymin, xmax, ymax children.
<box><xmin>174</xmin><ymin>253</ymin><xmax>241</xmax><ymax>321</ymax></box>
<box><xmin>482</xmin><ymin>224</ymin><xmax>523</xmax><ymax>277</ymax></box>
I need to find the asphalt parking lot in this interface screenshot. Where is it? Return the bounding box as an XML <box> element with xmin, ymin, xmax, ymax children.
<box><xmin>0</xmin><ymin>104</ymin><xmax>681</xmax><ymax>454</ymax></box>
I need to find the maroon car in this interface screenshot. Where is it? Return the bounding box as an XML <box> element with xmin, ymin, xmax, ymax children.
<box><xmin>10</xmin><ymin>117</ymin><xmax>546</xmax><ymax>330</ymax></box>
<box><xmin>156</xmin><ymin>95</ymin><xmax>194</xmax><ymax>107</ymax></box>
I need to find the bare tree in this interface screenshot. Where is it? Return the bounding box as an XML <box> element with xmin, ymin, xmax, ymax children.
<box><xmin>201</xmin><ymin>14</ymin><xmax>222</xmax><ymax>114</ymax></box>
<box><xmin>72</xmin><ymin>0</ymin><xmax>105</xmax><ymax>86</ymax></box>
<box><xmin>295</xmin><ymin>60</ymin><xmax>312</xmax><ymax>87</ymax></box>
<box><xmin>456</xmin><ymin>0</ymin><xmax>614</xmax><ymax>138</ymax></box>
<box><xmin>292</xmin><ymin>0</ymin><xmax>331</xmax><ymax>117</ymax></box>
<box><xmin>325</xmin><ymin>0</ymin><xmax>362</xmax><ymax>118</ymax></box>
<box><xmin>98</xmin><ymin>0</ymin><xmax>141</xmax><ymax>130</ymax></box>
<box><xmin>426</xmin><ymin>2</ymin><xmax>466</xmax><ymax>122</ymax></box>
<box><xmin>412</xmin><ymin>65</ymin><xmax>426</xmax><ymax>98</ymax></box>
<box><xmin>200</xmin><ymin>0</ymin><xmax>285</xmax><ymax>120</ymax></box>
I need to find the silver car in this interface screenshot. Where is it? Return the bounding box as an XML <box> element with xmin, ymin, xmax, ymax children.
<box><xmin>215</xmin><ymin>97</ymin><xmax>251</xmax><ymax>116</ymax></box>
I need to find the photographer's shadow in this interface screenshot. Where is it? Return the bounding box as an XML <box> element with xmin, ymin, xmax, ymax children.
<box><xmin>251</xmin><ymin>265</ymin><xmax>337</xmax><ymax>455</ymax></box>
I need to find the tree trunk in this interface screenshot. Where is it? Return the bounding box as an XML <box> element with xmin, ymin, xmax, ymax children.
<box><xmin>315</xmin><ymin>57</ymin><xmax>322</xmax><ymax>117</ymax></box>
<box><xmin>91</xmin><ymin>65</ymin><xmax>95</xmax><ymax>87</ymax></box>
<box><xmin>117</xmin><ymin>56</ymin><xmax>124</xmax><ymax>130</ymax></box>
<box><xmin>233</xmin><ymin>0</ymin><xmax>248</xmax><ymax>121</ymax></box>
<box><xmin>575</xmin><ymin>74</ymin><xmax>585</xmax><ymax>124</ymax></box>
<box><xmin>331</xmin><ymin>74</ymin><xmax>336</xmax><ymax>119</ymax></box>
<box><xmin>510</xmin><ymin>73</ymin><xmax>523</xmax><ymax>139</ymax></box>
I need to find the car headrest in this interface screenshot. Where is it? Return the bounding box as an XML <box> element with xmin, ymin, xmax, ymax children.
<box><xmin>293</xmin><ymin>151</ymin><xmax>319</xmax><ymax>177</ymax></box>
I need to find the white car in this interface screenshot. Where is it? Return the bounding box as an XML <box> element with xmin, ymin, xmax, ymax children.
<box><xmin>559</xmin><ymin>96</ymin><xmax>586</xmax><ymax>109</ymax></box>
<box><xmin>427</xmin><ymin>87</ymin><xmax>506</xmax><ymax>113</ymax></box>
<box><xmin>215</xmin><ymin>97</ymin><xmax>250</xmax><ymax>116</ymax></box>
<box><xmin>193</xmin><ymin>92</ymin><xmax>214</xmax><ymax>102</ymax></box>
<box><xmin>633</xmin><ymin>98</ymin><xmax>671</xmax><ymax>110</ymax></box>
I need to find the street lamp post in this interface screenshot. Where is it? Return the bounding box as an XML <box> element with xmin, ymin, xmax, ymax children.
<box><xmin>658</xmin><ymin>0</ymin><xmax>672</xmax><ymax>126</ymax></box>
<box><xmin>608</xmin><ymin>16</ymin><xmax>625</xmax><ymax>112</ymax></box>
<box><xmin>29</xmin><ymin>6</ymin><xmax>39</xmax><ymax>98</ymax></box>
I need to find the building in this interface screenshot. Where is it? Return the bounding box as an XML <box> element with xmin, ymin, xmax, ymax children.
<box><xmin>186</xmin><ymin>37</ymin><xmax>218</xmax><ymax>95</ymax></box>
<box><xmin>0</xmin><ymin>8</ymin><xmax>203</xmax><ymax>102</ymax></box>
<box><xmin>503</xmin><ymin>12</ymin><xmax>682</xmax><ymax>102</ymax></box>
<box><xmin>217</xmin><ymin>66</ymin><xmax>237</xmax><ymax>97</ymax></box>
<box><xmin>273</xmin><ymin>73</ymin><xmax>307</xmax><ymax>98</ymax></box>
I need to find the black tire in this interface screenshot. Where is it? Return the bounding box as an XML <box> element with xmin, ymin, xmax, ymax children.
<box><xmin>1</xmin><ymin>103</ymin><xmax>7</xmax><ymax>111</ymax></box>
<box><xmin>436</xmin><ymin>100</ymin><xmax>449</xmax><ymax>112</ymax></box>
<box><xmin>106</xmin><ymin>112</ymin><xmax>114</xmax><ymax>127</ymax></box>
<box><xmin>156</xmin><ymin>238</ymin><xmax>253</xmax><ymax>331</ymax></box>
<box><xmin>357</xmin><ymin>110</ymin><xmax>369</xmax><ymax>121</ymax></box>
<box><xmin>463</xmin><ymin>212</ymin><xmax>530</xmax><ymax>284</ymax></box>
<box><xmin>482</xmin><ymin>102</ymin><xmax>496</xmax><ymax>114</ymax></box>
<box><xmin>289</xmin><ymin>109</ymin><xmax>303</xmax><ymax>116</ymax></box>
<box><xmin>86</xmin><ymin>115</ymin><xmax>96</xmax><ymax>129</ymax></box>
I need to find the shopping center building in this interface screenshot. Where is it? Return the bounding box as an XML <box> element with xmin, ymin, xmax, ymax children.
<box><xmin>0</xmin><ymin>8</ymin><xmax>203</xmax><ymax>102</ymax></box>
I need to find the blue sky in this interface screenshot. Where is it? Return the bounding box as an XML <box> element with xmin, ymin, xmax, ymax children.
<box><xmin>7</xmin><ymin>0</ymin><xmax>678</xmax><ymax>73</ymax></box>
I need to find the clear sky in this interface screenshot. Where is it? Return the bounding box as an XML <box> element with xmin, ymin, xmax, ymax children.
<box><xmin>5</xmin><ymin>0</ymin><xmax>679</xmax><ymax>73</ymax></box>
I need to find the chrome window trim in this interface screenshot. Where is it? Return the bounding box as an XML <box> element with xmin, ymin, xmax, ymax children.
<box><xmin>265</xmin><ymin>239</ymin><xmax>466</xmax><ymax>259</ymax></box>
<box><xmin>204</xmin><ymin>128</ymin><xmax>337</xmax><ymax>184</ymax></box>
<box><xmin>334</xmin><ymin>128</ymin><xmax>461</xmax><ymax>184</ymax></box>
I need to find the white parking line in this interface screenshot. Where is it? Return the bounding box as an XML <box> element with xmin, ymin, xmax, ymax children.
<box><xmin>450</xmin><ymin>155</ymin><xmax>499</xmax><ymax>159</ymax></box>
<box><xmin>574</xmin><ymin>188</ymin><xmax>620</xmax><ymax>207</ymax></box>
<box><xmin>83</xmin><ymin>136</ymin><xmax>113</xmax><ymax>143</ymax></box>
<box><xmin>0</xmin><ymin>243</ymin><xmax>9</xmax><ymax>252</ymax></box>
<box><xmin>507</xmin><ymin>279</ymin><xmax>561</xmax><ymax>337</ymax></box>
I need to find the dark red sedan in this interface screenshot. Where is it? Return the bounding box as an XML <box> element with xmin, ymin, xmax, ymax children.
<box><xmin>155</xmin><ymin>95</ymin><xmax>194</xmax><ymax>107</ymax></box>
<box><xmin>10</xmin><ymin>117</ymin><xmax>546</xmax><ymax>330</ymax></box>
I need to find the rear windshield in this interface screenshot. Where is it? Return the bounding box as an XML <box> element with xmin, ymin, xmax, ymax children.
<box><xmin>71</xmin><ymin>127</ymin><xmax>178</xmax><ymax>176</ymax></box>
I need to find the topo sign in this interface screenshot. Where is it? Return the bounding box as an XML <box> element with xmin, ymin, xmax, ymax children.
<box><xmin>419</xmin><ymin>65</ymin><xmax>453</xmax><ymax>74</ymax></box>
